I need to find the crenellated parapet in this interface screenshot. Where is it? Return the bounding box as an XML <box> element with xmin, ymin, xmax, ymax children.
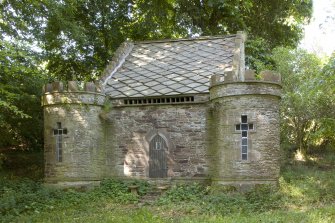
<box><xmin>42</xmin><ymin>81</ymin><xmax>106</xmax><ymax>107</ymax></box>
<box><xmin>209</xmin><ymin>69</ymin><xmax>282</xmax><ymax>101</ymax></box>
<box><xmin>42</xmin><ymin>81</ymin><xmax>107</xmax><ymax>185</ymax></box>
<box><xmin>209</xmin><ymin>69</ymin><xmax>281</xmax><ymax>188</ymax></box>
<box><xmin>210</xmin><ymin>69</ymin><xmax>281</xmax><ymax>86</ymax></box>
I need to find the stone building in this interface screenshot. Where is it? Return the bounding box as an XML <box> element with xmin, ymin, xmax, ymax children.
<box><xmin>42</xmin><ymin>32</ymin><xmax>282</xmax><ymax>188</ymax></box>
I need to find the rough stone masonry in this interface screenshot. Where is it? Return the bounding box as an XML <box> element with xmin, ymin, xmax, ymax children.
<box><xmin>42</xmin><ymin>32</ymin><xmax>282</xmax><ymax>189</ymax></box>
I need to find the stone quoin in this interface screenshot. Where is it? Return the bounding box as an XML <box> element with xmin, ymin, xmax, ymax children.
<box><xmin>42</xmin><ymin>32</ymin><xmax>282</xmax><ymax>189</ymax></box>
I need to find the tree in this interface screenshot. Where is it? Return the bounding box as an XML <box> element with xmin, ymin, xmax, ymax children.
<box><xmin>0</xmin><ymin>39</ymin><xmax>46</xmax><ymax>149</ymax></box>
<box><xmin>1</xmin><ymin>0</ymin><xmax>313</xmax><ymax>80</ymax></box>
<box><xmin>272</xmin><ymin>47</ymin><xmax>335</xmax><ymax>156</ymax></box>
<box><xmin>0</xmin><ymin>0</ymin><xmax>314</xmax><ymax>149</ymax></box>
<box><xmin>0</xmin><ymin>1</ymin><xmax>47</xmax><ymax>149</ymax></box>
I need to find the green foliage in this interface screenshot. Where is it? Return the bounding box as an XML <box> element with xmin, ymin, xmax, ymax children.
<box><xmin>0</xmin><ymin>0</ymin><xmax>313</xmax><ymax>149</ymax></box>
<box><xmin>1</xmin><ymin>1</ymin><xmax>45</xmax><ymax>149</ymax></box>
<box><xmin>0</xmin><ymin>39</ymin><xmax>46</xmax><ymax>149</ymax></box>
<box><xmin>244</xmin><ymin>185</ymin><xmax>282</xmax><ymax>211</ymax></box>
<box><xmin>202</xmin><ymin>193</ymin><xmax>247</xmax><ymax>215</ymax></box>
<box><xmin>281</xmin><ymin>163</ymin><xmax>335</xmax><ymax>205</ymax></box>
<box><xmin>2</xmin><ymin>156</ymin><xmax>335</xmax><ymax>222</ymax></box>
<box><xmin>272</xmin><ymin>47</ymin><xmax>335</xmax><ymax>156</ymax></box>
<box><xmin>126</xmin><ymin>179</ymin><xmax>151</xmax><ymax>196</ymax></box>
<box><xmin>156</xmin><ymin>182</ymin><xmax>281</xmax><ymax>215</ymax></box>
<box><xmin>0</xmin><ymin>153</ymin><xmax>6</xmax><ymax>171</ymax></box>
<box><xmin>98</xmin><ymin>178</ymin><xmax>150</xmax><ymax>202</ymax></box>
<box><xmin>1</xmin><ymin>149</ymin><xmax>44</xmax><ymax>180</ymax></box>
<box><xmin>0</xmin><ymin>178</ymin><xmax>151</xmax><ymax>221</ymax></box>
<box><xmin>0</xmin><ymin>178</ymin><xmax>57</xmax><ymax>220</ymax></box>
<box><xmin>245</xmin><ymin>37</ymin><xmax>274</xmax><ymax>72</ymax></box>
<box><xmin>192</xmin><ymin>185</ymin><xmax>280</xmax><ymax>215</ymax></box>
<box><xmin>158</xmin><ymin>183</ymin><xmax>206</xmax><ymax>204</ymax></box>
<box><xmin>1</xmin><ymin>0</ymin><xmax>313</xmax><ymax>81</ymax></box>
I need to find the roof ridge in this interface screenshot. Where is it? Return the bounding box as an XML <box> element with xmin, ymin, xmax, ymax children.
<box><xmin>133</xmin><ymin>34</ymin><xmax>237</xmax><ymax>44</ymax></box>
<box><xmin>100</xmin><ymin>42</ymin><xmax>134</xmax><ymax>88</ymax></box>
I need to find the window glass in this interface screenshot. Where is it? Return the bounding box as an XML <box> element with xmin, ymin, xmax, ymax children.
<box><xmin>242</xmin><ymin>145</ymin><xmax>248</xmax><ymax>153</ymax></box>
<box><xmin>249</xmin><ymin>124</ymin><xmax>254</xmax><ymax>130</ymax></box>
<box><xmin>242</xmin><ymin>124</ymin><xmax>248</xmax><ymax>131</ymax></box>
<box><xmin>241</xmin><ymin>115</ymin><xmax>247</xmax><ymax>123</ymax></box>
<box><xmin>235</xmin><ymin>124</ymin><xmax>241</xmax><ymax>131</ymax></box>
<box><xmin>55</xmin><ymin>122</ymin><xmax>64</xmax><ymax>162</ymax></box>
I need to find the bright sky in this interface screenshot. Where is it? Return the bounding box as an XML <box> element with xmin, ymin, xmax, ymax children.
<box><xmin>300</xmin><ymin>0</ymin><xmax>335</xmax><ymax>56</ymax></box>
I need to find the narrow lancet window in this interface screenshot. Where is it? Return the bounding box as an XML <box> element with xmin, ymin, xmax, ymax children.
<box><xmin>53</xmin><ymin>122</ymin><xmax>67</xmax><ymax>162</ymax></box>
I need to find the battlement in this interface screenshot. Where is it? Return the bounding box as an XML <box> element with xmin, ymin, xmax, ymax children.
<box><xmin>210</xmin><ymin>69</ymin><xmax>281</xmax><ymax>87</ymax></box>
<box><xmin>42</xmin><ymin>81</ymin><xmax>102</xmax><ymax>94</ymax></box>
<box><xmin>209</xmin><ymin>69</ymin><xmax>282</xmax><ymax>101</ymax></box>
<box><xmin>42</xmin><ymin>81</ymin><xmax>106</xmax><ymax>107</ymax></box>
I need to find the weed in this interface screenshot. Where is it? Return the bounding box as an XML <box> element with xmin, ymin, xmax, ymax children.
<box><xmin>244</xmin><ymin>184</ymin><xmax>282</xmax><ymax>211</ymax></box>
<box><xmin>157</xmin><ymin>183</ymin><xmax>206</xmax><ymax>204</ymax></box>
<box><xmin>1</xmin><ymin>151</ymin><xmax>335</xmax><ymax>222</ymax></box>
<box><xmin>97</xmin><ymin>178</ymin><xmax>141</xmax><ymax>203</ymax></box>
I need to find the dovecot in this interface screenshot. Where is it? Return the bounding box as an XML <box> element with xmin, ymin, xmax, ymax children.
<box><xmin>42</xmin><ymin>32</ymin><xmax>282</xmax><ymax>190</ymax></box>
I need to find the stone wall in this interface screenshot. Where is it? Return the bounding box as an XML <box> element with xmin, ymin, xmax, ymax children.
<box><xmin>104</xmin><ymin>101</ymin><xmax>210</xmax><ymax>180</ymax></box>
<box><xmin>42</xmin><ymin>82</ymin><xmax>106</xmax><ymax>183</ymax></box>
<box><xmin>209</xmin><ymin>71</ymin><xmax>281</xmax><ymax>187</ymax></box>
<box><xmin>42</xmin><ymin>69</ymin><xmax>282</xmax><ymax>189</ymax></box>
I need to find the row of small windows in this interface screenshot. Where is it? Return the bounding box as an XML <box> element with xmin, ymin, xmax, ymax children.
<box><xmin>124</xmin><ymin>96</ymin><xmax>195</xmax><ymax>105</ymax></box>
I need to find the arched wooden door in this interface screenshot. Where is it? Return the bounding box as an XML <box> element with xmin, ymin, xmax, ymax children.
<box><xmin>149</xmin><ymin>134</ymin><xmax>168</xmax><ymax>178</ymax></box>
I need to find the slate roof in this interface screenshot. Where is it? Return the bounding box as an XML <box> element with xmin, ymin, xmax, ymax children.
<box><xmin>104</xmin><ymin>35</ymin><xmax>237</xmax><ymax>98</ymax></box>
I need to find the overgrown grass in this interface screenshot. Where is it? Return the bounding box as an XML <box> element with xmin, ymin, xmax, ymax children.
<box><xmin>1</xmin><ymin>151</ymin><xmax>335</xmax><ymax>222</ymax></box>
<box><xmin>0</xmin><ymin>178</ymin><xmax>155</xmax><ymax>222</ymax></box>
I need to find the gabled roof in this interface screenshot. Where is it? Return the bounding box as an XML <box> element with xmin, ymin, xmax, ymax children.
<box><xmin>101</xmin><ymin>33</ymin><xmax>245</xmax><ymax>98</ymax></box>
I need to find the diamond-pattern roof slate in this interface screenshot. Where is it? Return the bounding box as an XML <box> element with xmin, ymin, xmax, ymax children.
<box><xmin>105</xmin><ymin>35</ymin><xmax>236</xmax><ymax>98</ymax></box>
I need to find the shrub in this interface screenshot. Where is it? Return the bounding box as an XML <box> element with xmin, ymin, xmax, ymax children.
<box><xmin>0</xmin><ymin>178</ymin><xmax>149</xmax><ymax>221</ymax></box>
<box><xmin>125</xmin><ymin>179</ymin><xmax>151</xmax><ymax>196</ymax></box>
<box><xmin>202</xmin><ymin>193</ymin><xmax>248</xmax><ymax>215</ymax></box>
<box><xmin>0</xmin><ymin>178</ymin><xmax>61</xmax><ymax>221</ymax></box>
<box><xmin>96</xmin><ymin>178</ymin><xmax>150</xmax><ymax>203</ymax></box>
<box><xmin>245</xmin><ymin>184</ymin><xmax>282</xmax><ymax>211</ymax></box>
<box><xmin>157</xmin><ymin>183</ymin><xmax>206</xmax><ymax>204</ymax></box>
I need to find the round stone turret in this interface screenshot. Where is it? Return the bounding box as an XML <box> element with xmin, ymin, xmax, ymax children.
<box><xmin>42</xmin><ymin>81</ymin><xmax>106</xmax><ymax>186</ymax></box>
<box><xmin>209</xmin><ymin>70</ymin><xmax>281</xmax><ymax>190</ymax></box>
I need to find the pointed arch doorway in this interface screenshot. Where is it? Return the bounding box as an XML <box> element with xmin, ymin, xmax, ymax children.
<box><xmin>149</xmin><ymin>134</ymin><xmax>168</xmax><ymax>178</ymax></box>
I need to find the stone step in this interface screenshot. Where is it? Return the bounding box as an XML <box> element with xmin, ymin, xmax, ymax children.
<box><xmin>139</xmin><ymin>193</ymin><xmax>160</xmax><ymax>206</ymax></box>
<box><xmin>138</xmin><ymin>185</ymin><xmax>170</xmax><ymax>206</ymax></box>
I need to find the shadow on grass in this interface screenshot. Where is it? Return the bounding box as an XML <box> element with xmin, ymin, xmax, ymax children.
<box><xmin>0</xmin><ymin>148</ymin><xmax>43</xmax><ymax>180</ymax></box>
